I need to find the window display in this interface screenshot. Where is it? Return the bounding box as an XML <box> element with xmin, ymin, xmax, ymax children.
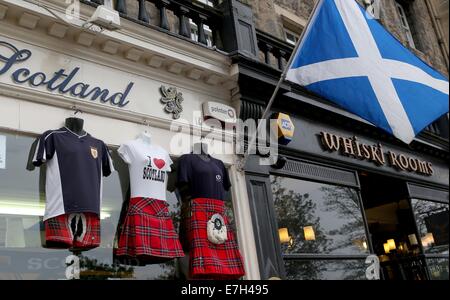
<box><xmin>114</xmin><ymin>132</ymin><xmax>184</xmax><ymax>265</ymax></box>
<box><xmin>0</xmin><ymin>130</ymin><xmax>242</xmax><ymax>279</ymax></box>
<box><xmin>177</xmin><ymin>148</ymin><xmax>245</xmax><ymax>279</ymax></box>
<box><xmin>31</xmin><ymin>118</ymin><xmax>114</xmax><ymax>250</ymax></box>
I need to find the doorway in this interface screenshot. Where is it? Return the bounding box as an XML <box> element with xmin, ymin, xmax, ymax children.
<box><xmin>359</xmin><ymin>172</ymin><xmax>428</xmax><ymax>280</ymax></box>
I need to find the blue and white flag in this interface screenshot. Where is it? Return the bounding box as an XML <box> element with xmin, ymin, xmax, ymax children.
<box><xmin>286</xmin><ymin>0</ymin><xmax>449</xmax><ymax>144</ymax></box>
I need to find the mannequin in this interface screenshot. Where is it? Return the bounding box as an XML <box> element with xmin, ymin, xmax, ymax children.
<box><xmin>192</xmin><ymin>142</ymin><xmax>210</xmax><ymax>162</ymax></box>
<box><xmin>138</xmin><ymin>130</ymin><xmax>152</xmax><ymax>144</ymax></box>
<box><xmin>65</xmin><ymin>117</ymin><xmax>86</xmax><ymax>136</ymax></box>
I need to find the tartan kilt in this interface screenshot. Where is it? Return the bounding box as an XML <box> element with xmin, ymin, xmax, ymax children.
<box><xmin>44</xmin><ymin>212</ymin><xmax>100</xmax><ymax>250</ymax></box>
<box><xmin>115</xmin><ymin>197</ymin><xmax>184</xmax><ymax>265</ymax></box>
<box><xmin>183</xmin><ymin>198</ymin><xmax>245</xmax><ymax>279</ymax></box>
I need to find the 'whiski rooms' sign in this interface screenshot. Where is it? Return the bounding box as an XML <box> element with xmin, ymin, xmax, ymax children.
<box><xmin>320</xmin><ymin>131</ymin><xmax>434</xmax><ymax>176</ymax></box>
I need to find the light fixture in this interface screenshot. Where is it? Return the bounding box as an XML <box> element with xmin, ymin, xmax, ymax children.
<box><xmin>387</xmin><ymin>239</ymin><xmax>396</xmax><ymax>251</ymax></box>
<box><xmin>408</xmin><ymin>234</ymin><xmax>418</xmax><ymax>246</ymax></box>
<box><xmin>303</xmin><ymin>226</ymin><xmax>316</xmax><ymax>241</ymax></box>
<box><xmin>278</xmin><ymin>228</ymin><xmax>291</xmax><ymax>244</ymax></box>
<box><xmin>383</xmin><ymin>243</ymin><xmax>390</xmax><ymax>254</ymax></box>
<box><xmin>0</xmin><ymin>201</ymin><xmax>111</xmax><ymax>219</ymax></box>
<box><xmin>422</xmin><ymin>233</ymin><xmax>435</xmax><ymax>247</ymax></box>
<box><xmin>363</xmin><ymin>241</ymin><xmax>368</xmax><ymax>250</ymax></box>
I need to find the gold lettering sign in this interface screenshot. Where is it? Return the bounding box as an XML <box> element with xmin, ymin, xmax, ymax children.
<box><xmin>320</xmin><ymin>132</ymin><xmax>433</xmax><ymax>176</ymax></box>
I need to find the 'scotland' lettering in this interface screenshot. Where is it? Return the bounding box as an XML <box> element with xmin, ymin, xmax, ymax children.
<box><xmin>0</xmin><ymin>40</ymin><xmax>133</xmax><ymax>107</ymax></box>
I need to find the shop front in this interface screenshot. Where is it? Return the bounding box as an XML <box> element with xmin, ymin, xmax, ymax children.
<box><xmin>0</xmin><ymin>1</ymin><xmax>260</xmax><ymax>280</ymax></box>
<box><xmin>242</xmin><ymin>91</ymin><xmax>449</xmax><ymax>280</ymax></box>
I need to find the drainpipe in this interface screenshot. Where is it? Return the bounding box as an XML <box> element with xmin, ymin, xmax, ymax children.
<box><xmin>424</xmin><ymin>0</ymin><xmax>449</xmax><ymax>72</ymax></box>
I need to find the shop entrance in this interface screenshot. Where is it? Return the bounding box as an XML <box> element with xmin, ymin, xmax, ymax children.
<box><xmin>359</xmin><ymin>172</ymin><xmax>428</xmax><ymax>280</ymax></box>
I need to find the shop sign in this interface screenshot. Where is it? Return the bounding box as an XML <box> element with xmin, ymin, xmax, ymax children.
<box><xmin>202</xmin><ymin>101</ymin><xmax>237</xmax><ymax>124</ymax></box>
<box><xmin>0</xmin><ymin>135</ymin><xmax>5</xmax><ymax>169</ymax></box>
<box><xmin>320</xmin><ymin>131</ymin><xmax>434</xmax><ymax>176</ymax></box>
<box><xmin>0</xmin><ymin>40</ymin><xmax>133</xmax><ymax>108</ymax></box>
<box><xmin>275</xmin><ymin>113</ymin><xmax>295</xmax><ymax>145</ymax></box>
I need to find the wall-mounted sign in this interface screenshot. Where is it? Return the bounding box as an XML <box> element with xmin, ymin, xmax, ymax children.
<box><xmin>275</xmin><ymin>113</ymin><xmax>295</xmax><ymax>145</ymax></box>
<box><xmin>0</xmin><ymin>40</ymin><xmax>134</xmax><ymax>107</ymax></box>
<box><xmin>320</xmin><ymin>131</ymin><xmax>434</xmax><ymax>176</ymax></box>
<box><xmin>0</xmin><ymin>135</ymin><xmax>5</xmax><ymax>169</ymax></box>
<box><xmin>202</xmin><ymin>101</ymin><xmax>237</xmax><ymax>124</ymax></box>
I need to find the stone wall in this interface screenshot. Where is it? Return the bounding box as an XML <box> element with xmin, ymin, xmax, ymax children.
<box><xmin>243</xmin><ymin>0</ymin><xmax>448</xmax><ymax>75</ymax></box>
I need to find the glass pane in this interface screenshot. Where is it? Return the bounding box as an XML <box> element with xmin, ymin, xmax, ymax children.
<box><xmin>284</xmin><ymin>259</ymin><xmax>367</xmax><ymax>280</ymax></box>
<box><xmin>427</xmin><ymin>258</ymin><xmax>449</xmax><ymax>280</ymax></box>
<box><xmin>0</xmin><ymin>131</ymin><xmax>239</xmax><ymax>279</ymax></box>
<box><xmin>271</xmin><ymin>176</ymin><xmax>368</xmax><ymax>255</ymax></box>
<box><xmin>0</xmin><ymin>132</ymin><xmax>181</xmax><ymax>279</ymax></box>
<box><xmin>411</xmin><ymin>199</ymin><xmax>449</xmax><ymax>254</ymax></box>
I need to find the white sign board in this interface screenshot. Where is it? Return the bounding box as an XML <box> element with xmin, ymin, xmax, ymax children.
<box><xmin>202</xmin><ymin>101</ymin><xmax>237</xmax><ymax>124</ymax></box>
<box><xmin>0</xmin><ymin>35</ymin><xmax>229</xmax><ymax>125</ymax></box>
<box><xmin>0</xmin><ymin>135</ymin><xmax>5</xmax><ymax>169</ymax></box>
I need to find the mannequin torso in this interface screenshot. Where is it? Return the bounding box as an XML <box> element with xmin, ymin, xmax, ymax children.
<box><xmin>65</xmin><ymin>117</ymin><xmax>86</xmax><ymax>136</ymax></box>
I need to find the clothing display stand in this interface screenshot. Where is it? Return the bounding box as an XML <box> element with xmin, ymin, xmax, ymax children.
<box><xmin>65</xmin><ymin>108</ymin><xmax>86</xmax><ymax>135</ymax></box>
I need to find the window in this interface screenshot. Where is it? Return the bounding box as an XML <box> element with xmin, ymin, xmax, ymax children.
<box><xmin>284</xmin><ymin>28</ymin><xmax>299</xmax><ymax>46</ymax></box>
<box><xmin>411</xmin><ymin>199</ymin><xmax>449</xmax><ymax>280</ymax></box>
<box><xmin>270</xmin><ymin>175</ymin><xmax>369</xmax><ymax>280</ymax></box>
<box><xmin>395</xmin><ymin>1</ymin><xmax>416</xmax><ymax>48</ymax></box>
<box><xmin>411</xmin><ymin>200</ymin><xmax>449</xmax><ymax>254</ymax></box>
<box><xmin>0</xmin><ymin>131</ymin><xmax>239</xmax><ymax>280</ymax></box>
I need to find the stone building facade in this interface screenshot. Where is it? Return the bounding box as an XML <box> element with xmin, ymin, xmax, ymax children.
<box><xmin>245</xmin><ymin>0</ymin><xmax>449</xmax><ymax>75</ymax></box>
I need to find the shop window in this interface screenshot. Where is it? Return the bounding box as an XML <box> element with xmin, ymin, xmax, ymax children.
<box><xmin>283</xmin><ymin>259</ymin><xmax>367</xmax><ymax>280</ymax></box>
<box><xmin>411</xmin><ymin>199</ymin><xmax>449</xmax><ymax>254</ymax></box>
<box><xmin>411</xmin><ymin>199</ymin><xmax>449</xmax><ymax>280</ymax></box>
<box><xmin>426</xmin><ymin>257</ymin><xmax>449</xmax><ymax>280</ymax></box>
<box><xmin>0</xmin><ymin>131</ymin><xmax>238</xmax><ymax>280</ymax></box>
<box><xmin>270</xmin><ymin>175</ymin><xmax>369</xmax><ymax>280</ymax></box>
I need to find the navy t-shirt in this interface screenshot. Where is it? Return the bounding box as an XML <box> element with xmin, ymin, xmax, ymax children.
<box><xmin>32</xmin><ymin>127</ymin><xmax>114</xmax><ymax>220</ymax></box>
<box><xmin>177</xmin><ymin>154</ymin><xmax>231</xmax><ymax>201</ymax></box>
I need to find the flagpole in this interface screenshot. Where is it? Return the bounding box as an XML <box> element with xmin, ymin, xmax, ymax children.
<box><xmin>238</xmin><ymin>0</ymin><xmax>324</xmax><ymax>171</ymax></box>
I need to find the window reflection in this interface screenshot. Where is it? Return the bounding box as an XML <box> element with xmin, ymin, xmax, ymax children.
<box><xmin>0</xmin><ymin>131</ymin><xmax>239</xmax><ymax>280</ymax></box>
<box><xmin>411</xmin><ymin>199</ymin><xmax>449</xmax><ymax>254</ymax></box>
<box><xmin>284</xmin><ymin>259</ymin><xmax>367</xmax><ymax>280</ymax></box>
<box><xmin>0</xmin><ymin>132</ymin><xmax>181</xmax><ymax>279</ymax></box>
<box><xmin>271</xmin><ymin>176</ymin><xmax>368</xmax><ymax>255</ymax></box>
<box><xmin>427</xmin><ymin>258</ymin><xmax>449</xmax><ymax>280</ymax></box>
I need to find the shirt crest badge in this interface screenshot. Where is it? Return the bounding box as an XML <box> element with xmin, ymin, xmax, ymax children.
<box><xmin>90</xmin><ymin>147</ymin><xmax>98</xmax><ymax>159</ymax></box>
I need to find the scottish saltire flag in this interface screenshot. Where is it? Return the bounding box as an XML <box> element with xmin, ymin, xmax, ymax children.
<box><xmin>286</xmin><ymin>0</ymin><xmax>449</xmax><ymax>144</ymax></box>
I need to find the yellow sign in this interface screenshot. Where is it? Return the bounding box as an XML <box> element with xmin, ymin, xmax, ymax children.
<box><xmin>275</xmin><ymin>113</ymin><xmax>295</xmax><ymax>145</ymax></box>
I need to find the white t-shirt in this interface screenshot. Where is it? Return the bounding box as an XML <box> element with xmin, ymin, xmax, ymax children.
<box><xmin>118</xmin><ymin>138</ymin><xmax>173</xmax><ymax>201</ymax></box>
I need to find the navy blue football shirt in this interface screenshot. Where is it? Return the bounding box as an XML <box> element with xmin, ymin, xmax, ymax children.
<box><xmin>177</xmin><ymin>154</ymin><xmax>231</xmax><ymax>201</ymax></box>
<box><xmin>32</xmin><ymin>127</ymin><xmax>114</xmax><ymax>220</ymax></box>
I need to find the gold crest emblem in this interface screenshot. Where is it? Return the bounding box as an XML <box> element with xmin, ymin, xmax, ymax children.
<box><xmin>90</xmin><ymin>147</ymin><xmax>98</xmax><ymax>159</ymax></box>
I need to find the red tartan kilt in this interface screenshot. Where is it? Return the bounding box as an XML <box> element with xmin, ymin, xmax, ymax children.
<box><xmin>185</xmin><ymin>198</ymin><xmax>245</xmax><ymax>279</ymax></box>
<box><xmin>115</xmin><ymin>197</ymin><xmax>184</xmax><ymax>264</ymax></box>
<box><xmin>44</xmin><ymin>212</ymin><xmax>100</xmax><ymax>250</ymax></box>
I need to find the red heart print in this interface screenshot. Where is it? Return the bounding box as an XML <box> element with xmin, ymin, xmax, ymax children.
<box><xmin>153</xmin><ymin>158</ymin><xmax>166</xmax><ymax>170</ymax></box>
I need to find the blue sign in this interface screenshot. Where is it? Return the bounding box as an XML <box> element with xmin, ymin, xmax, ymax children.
<box><xmin>0</xmin><ymin>41</ymin><xmax>133</xmax><ymax>107</ymax></box>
